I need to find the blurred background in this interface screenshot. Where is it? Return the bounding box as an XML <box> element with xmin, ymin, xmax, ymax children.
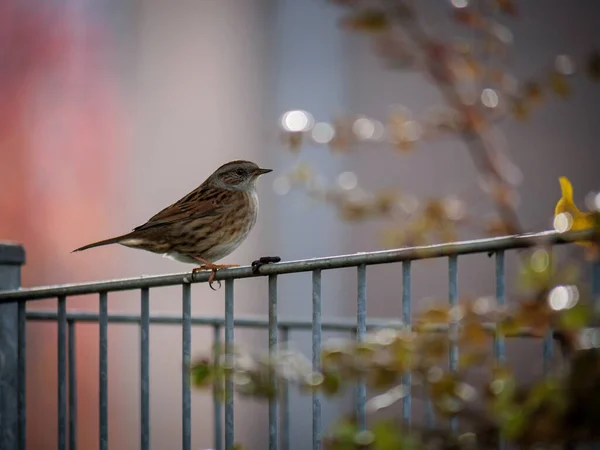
<box><xmin>1</xmin><ymin>0</ymin><xmax>599</xmax><ymax>449</ymax></box>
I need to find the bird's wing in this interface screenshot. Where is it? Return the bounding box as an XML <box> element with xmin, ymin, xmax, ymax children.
<box><xmin>133</xmin><ymin>187</ymin><xmax>226</xmax><ymax>232</ymax></box>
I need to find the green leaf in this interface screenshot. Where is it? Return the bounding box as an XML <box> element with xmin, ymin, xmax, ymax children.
<box><xmin>322</xmin><ymin>371</ymin><xmax>343</xmax><ymax>396</ymax></box>
<box><xmin>191</xmin><ymin>360</ymin><xmax>213</xmax><ymax>388</ymax></box>
<box><xmin>559</xmin><ymin>303</ymin><xmax>591</xmax><ymax>330</ymax></box>
<box><xmin>501</xmin><ymin>407</ymin><xmax>527</xmax><ymax>439</ymax></box>
<box><xmin>371</xmin><ymin>421</ymin><xmax>405</xmax><ymax>450</ymax></box>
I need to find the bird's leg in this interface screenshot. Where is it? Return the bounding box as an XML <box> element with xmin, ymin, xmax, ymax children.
<box><xmin>191</xmin><ymin>257</ymin><xmax>240</xmax><ymax>290</ymax></box>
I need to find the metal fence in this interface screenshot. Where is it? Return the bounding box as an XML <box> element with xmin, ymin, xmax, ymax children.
<box><xmin>0</xmin><ymin>229</ymin><xmax>598</xmax><ymax>450</ymax></box>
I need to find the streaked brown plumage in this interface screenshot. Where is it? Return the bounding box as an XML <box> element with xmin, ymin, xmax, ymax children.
<box><xmin>73</xmin><ymin>160</ymin><xmax>272</xmax><ymax>288</ymax></box>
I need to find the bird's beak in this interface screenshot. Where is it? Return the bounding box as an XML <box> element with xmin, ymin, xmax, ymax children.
<box><xmin>254</xmin><ymin>168</ymin><xmax>273</xmax><ymax>176</ymax></box>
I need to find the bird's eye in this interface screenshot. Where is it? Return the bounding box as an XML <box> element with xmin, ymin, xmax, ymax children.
<box><xmin>236</xmin><ymin>169</ymin><xmax>245</xmax><ymax>176</ymax></box>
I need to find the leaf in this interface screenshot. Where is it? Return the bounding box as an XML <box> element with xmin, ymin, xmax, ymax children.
<box><xmin>501</xmin><ymin>407</ymin><xmax>527</xmax><ymax>439</ymax></box>
<box><xmin>510</xmin><ymin>98</ymin><xmax>530</xmax><ymax>122</ymax></box>
<box><xmin>191</xmin><ymin>359</ymin><xmax>213</xmax><ymax>388</ymax></box>
<box><xmin>459</xmin><ymin>350</ymin><xmax>489</xmax><ymax>369</ymax></box>
<box><xmin>327</xmin><ymin>420</ymin><xmax>360</xmax><ymax>450</ymax></box>
<box><xmin>549</xmin><ymin>71</ymin><xmax>571</xmax><ymax>98</ymax></box>
<box><xmin>453</xmin><ymin>10</ymin><xmax>484</xmax><ymax>27</ymax></box>
<box><xmin>559</xmin><ymin>303</ymin><xmax>591</xmax><ymax>330</ymax></box>
<box><xmin>418</xmin><ymin>306</ymin><xmax>450</xmax><ymax>324</ymax></box>
<box><xmin>586</xmin><ymin>49</ymin><xmax>600</xmax><ymax>82</ymax></box>
<box><xmin>497</xmin><ymin>315</ymin><xmax>522</xmax><ymax>336</ymax></box>
<box><xmin>282</xmin><ymin>131</ymin><xmax>303</xmax><ymax>151</ymax></box>
<box><xmin>341</xmin><ymin>9</ymin><xmax>389</xmax><ymax>32</ymax></box>
<box><xmin>523</xmin><ymin>82</ymin><xmax>543</xmax><ymax>105</ymax></box>
<box><xmin>525</xmin><ymin>378</ymin><xmax>566</xmax><ymax>413</ymax></box>
<box><xmin>495</xmin><ymin>0</ymin><xmax>518</xmax><ymax>16</ymax></box>
<box><xmin>460</xmin><ymin>321</ymin><xmax>490</xmax><ymax>347</ymax></box>
<box><xmin>371</xmin><ymin>421</ymin><xmax>407</xmax><ymax>450</ymax></box>
<box><xmin>369</xmin><ymin>366</ymin><xmax>401</xmax><ymax>390</ymax></box>
<box><xmin>321</xmin><ymin>371</ymin><xmax>343</xmax><ymax>396</ymax></box>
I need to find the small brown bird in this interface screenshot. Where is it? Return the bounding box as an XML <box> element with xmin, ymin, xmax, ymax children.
<box><xmin>73</xmin><ymin>160</ymin><xmax>272</xmax><ymax>289</ymax></box>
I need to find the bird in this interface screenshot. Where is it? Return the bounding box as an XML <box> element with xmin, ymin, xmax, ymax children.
<box><xmin>554</xmin><ymin>176</ymin><xmax>596</xmax><ymax>247</ymax></box>
<box><xmin>73</xmin><ymin>160</ymin><xmax>273</xmax><ymax>289</ymax></box>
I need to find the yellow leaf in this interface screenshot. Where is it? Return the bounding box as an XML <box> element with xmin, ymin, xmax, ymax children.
<box><xmin>554</xmin><ymin>176</ymin><xmax>596</xmax><ymax>247</ymax></box>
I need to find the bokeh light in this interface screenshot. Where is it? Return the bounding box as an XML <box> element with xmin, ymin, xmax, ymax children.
<box><xmin>481</xmin><ymin>88</ymin><xmax>499</xmax><ymax>108</ymax></box>
<box><xmin>337</xmin><ymin>171</ymin><xmax>358</xmax><ymax>190</ymax></box>
<box><xmin>450</xmin><ymin>0</ymin><xmax>469</xmax><ymax>8</ymax></box>
<box><xmin>352</xmin><ymin>117</ymin><xmax>384</xmax><ymax>141</ymax></box>
<box><xmin>548</xmin><ymin>285</ymin><xmax>579</xmax><ymax>310</ymax></box>
<box><xmin>530</xmin><ymin>248</ymin><xmax>550</xmax><ymax>273</ymax></box>
<box><xmin>273</xmin><ymin>176</ymin><xmax>291</xmax><ymax>196</ymax></box>
<box><xmin>553</xmin><ymin>212</ymin><xmax>573</xmax><ymax>232</ymax></box>
<box><xmin>402</xmin><ymin>120</ymin><xmax>422</xmax><ymax>142</ymax></box>
<box><xmin>555</xmin><ymin>54</ymin><xmax>576</xmax><ymax>75</ymax></box>
<box><xmin>281</xmin><ymin>110</ymin><xmax>314</xmax><ymax>132</ymax></box>
<box><xmin>443</xmin><ymin>196</ymin><xmax>466</xmax><ymax>221</ymax></box>
<box><xmin>311</xmin><ymin>122</ymin><xmax>335</xmax><ymax>144</ymax></box>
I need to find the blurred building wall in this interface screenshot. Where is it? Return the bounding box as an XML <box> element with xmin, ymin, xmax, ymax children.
<box><xmin>4</xmin><ymin>0</ymin><xmax>600</xmax><ymax>449</ymax></box>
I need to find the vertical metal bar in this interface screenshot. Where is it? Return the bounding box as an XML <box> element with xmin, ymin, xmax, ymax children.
<box><xmin>448</xmin><ymin>256</ymin><xmax>458</xmax><ymax>432</ymax></box>
<box><xmin>280</xmin><ymin>326</ymin><xmax>290</xmax><ymax>450</ymax></box>
<box><xmin>312</xmin><ymin>270</ymin><xmax>322</xmax><ymax>450</ymax></box>
<box><xmin>225</xmin><ymin>279</ymin><xmax>235</xmax><ymax>450</ymax></box>
<box><xmin>99</xmin><ymin>292</ymin><xmax>108</xmax><ymax>450</ymax></box>
<box><xmin>0</xmin><ymin>243</ymin><xmax>25</xmax><ymax>450</ymax></box>
<box><xmin>140</xmin><ymin>288</ymin><xmax>150</xmax><ymax>450</ymax></box>
<box><xmin>213</xmin><ymin>325</ymin><xmax>223</xmax><ymax>450</ymax></box>
<box><xmin>543</xmin><ymin>250</ymin><xmax>554</xmax><ymax>374</ymax></box>
<box><xmin>18</xmin><ymin>300</ymin><xmax>26</xmax><ymax>450</ymax></box>
<box><xmin>356</xmin><ymin>265</ymin><xmax>367</xmax><ymax>431</ymax></box>
<box><xmin>494</xmin><ymin>252</ymin><xmax>506</xmax><ymax>364</ymax></box>
<box><xmin>422</xmin><ymin>259</ymin><xmax>434</xmax><ymax>429</ymax></box>
<box><xmin>268</xmin><ymin>275</ymin><xmax>279</xmax><ymax>450</ymax></box>
<box><xmin>402</xmin><ymin>261</ymin><xmax>412</xmax><ymax>427</ymax></box>
<box><xmin>543</xmin><ymin>333</ymin><xmax>553</xmax><ymax>373</ymax></box>
<box><xmin>592</xmin><ymin>259</ymin><xmax>600</xmax><ymax>450</ymax></box>
<box><xmin>593</xmin><ymin>259</ymin><xmax>600</xmax><ymax>322</ymax></box>
<box><xmin>58</xmin><ymin>296</ymin><xmax>67</xmax><ymax>450</ymax></box>
<box><xmin>68</xmin><ymin>320</ymin><xmax>78</xmax><ymax>450</ymax></box>
<box><xmin>494</xmin><ymin>251</ymin><xmax>506</xmax><ymax>450</ymax></box>
<box><xmin>425</xmin><ymin>390</ymin><xmax>435</xmax><ymax>429</ymax></box>
<box><xmin>182</xmin><ymin>284</ymin><xmax>192</xmax><ymax>450</ymax></box>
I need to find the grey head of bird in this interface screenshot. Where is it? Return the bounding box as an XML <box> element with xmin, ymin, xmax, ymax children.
<box><xmin>206</xmin><ymin>160</ymin><xmax>273</xmax><ymax>192</ymax></box>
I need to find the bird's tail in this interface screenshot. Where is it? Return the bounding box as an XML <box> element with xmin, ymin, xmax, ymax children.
<box><xmin>72</xmin><ymin>234</ymin><xmax>131</xmax><ymax>253</ymax></box>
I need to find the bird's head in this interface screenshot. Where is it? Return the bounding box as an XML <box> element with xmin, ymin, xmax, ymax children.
<box><xmin>208</xmin><ymin>160</ymin><xmax>272</xmax><ymax>192</ymax></box>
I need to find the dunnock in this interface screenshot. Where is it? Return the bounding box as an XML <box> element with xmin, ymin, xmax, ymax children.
<box><xmin>73</xmin><ymin>160</ymin><xmax>272</xmax><ymax>289</ymax></box>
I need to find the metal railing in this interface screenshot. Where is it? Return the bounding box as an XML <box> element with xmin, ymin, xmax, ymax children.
<box><xmin>0</xmin><ymin>229</ymin><xmax>598</xmax><ymax>450</ymax></box>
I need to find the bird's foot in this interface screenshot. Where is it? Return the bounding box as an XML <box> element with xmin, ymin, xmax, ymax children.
<box><xmin>251</xmin><ymin>256</ymin><xmax>281</xmax><ymax>274</ymax></box>
<box><xmin>192</xmin><ymin>263</ymin><xmax>240</xmax><ymax>290</ymax></box>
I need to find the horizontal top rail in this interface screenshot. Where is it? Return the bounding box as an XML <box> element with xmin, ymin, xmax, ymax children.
<box><xmin>0</xmin><ymin>229</ymin><xmax>595</xmax><ymax>303</ymax></box>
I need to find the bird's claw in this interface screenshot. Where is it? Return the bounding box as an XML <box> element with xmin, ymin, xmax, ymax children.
<box><xmin>251</xmin><ymin>256</ymin><xmax>281</xmax><ymax>274</ymax></box>
<box><xmin>208</xmin><ymin>270</ymin><xmax>221</xmax><ymax>291</ymax></box>
<box><xmin>192</xmin><ymin>264</ymin><xmax>240</xmax><ymax>290</ymax></box>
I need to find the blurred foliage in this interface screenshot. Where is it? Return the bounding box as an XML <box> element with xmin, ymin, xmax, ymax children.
<box><xmin>192</xmin><ymin>249</ymin><xmax>600</xmax><ymax>448</ymax></box>
<box><xmin>274</xmin><ymin>0</ymin><xmax>600</xmax><ymax>248</ymax></box>
<box><xmin>192</xmin><ymin>1</ymin><xmax>600</xmax><ymax>449</ymax></box>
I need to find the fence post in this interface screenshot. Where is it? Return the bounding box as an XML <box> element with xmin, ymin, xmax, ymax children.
<box><xmin>0</xmin><ymin>243</ymin><xmax>25</xmax><ymax>450</ymax></box>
